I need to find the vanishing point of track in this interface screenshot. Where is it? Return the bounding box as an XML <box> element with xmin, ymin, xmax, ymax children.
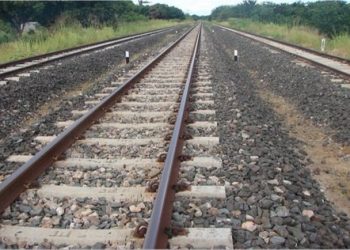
<box><xmin>0</xmin><ymin>24</ymin><xmax>232</xmax><ymax>248</ymax></box>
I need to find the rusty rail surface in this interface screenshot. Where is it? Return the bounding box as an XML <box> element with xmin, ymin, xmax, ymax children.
<box><xmin>0</xmin><ymin>26</ymin><xmax>180</xmax><ymax>78</ymax></box>
<box><xmin>0</xmin><ymin>25</ymin><xmax>196</xmax><ymax>213</ymax></box>
<box><xmin>143</xmin><ymin>24</ymin><xmax>202</xmax><ymax>249</ymax></box>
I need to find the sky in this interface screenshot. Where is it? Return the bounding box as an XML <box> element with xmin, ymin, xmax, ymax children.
<box><xmin>132</xmin><ymin>0</ymin><xmax>317</xmax><ymax>16</ymax></box>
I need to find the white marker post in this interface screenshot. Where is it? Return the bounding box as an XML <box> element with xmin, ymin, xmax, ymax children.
<box><xmin>321</xmin><ymin>38</ymin><xmax>326</xmax><ymax>52</ymax></box>
<box><xmin>234</xmin><ymin>50</ymin><xmax>238</xmax><ymax>61</ymax></box>
<box><xmin>125</xmin><ymin>51</ymin><xmax>130</xmax><ymax>64</ymax></box>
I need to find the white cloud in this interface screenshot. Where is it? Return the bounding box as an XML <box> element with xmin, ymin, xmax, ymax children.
<box><xmin>133</xmin><ymin>0</ymin><xmax>239</xmax><ymax>15</ymax></box>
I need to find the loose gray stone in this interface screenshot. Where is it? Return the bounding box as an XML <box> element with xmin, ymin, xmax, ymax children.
<box><xmin>271</xmin><ymin>194</ymin><xmax>282</xmax><ymax>202</ymax></box>
<box><xmin>173</xmin><ymin>212</ymin><xmax>184</xmax><ymax>222</ymax></box>
<box><xmin>259</xmin><ymin>199</ymin><xmax>273</xmax><ymax>209</ymax></box>
<box><xmin>238</xmin><ymin>187</ymin><xmax>252</xmax><ymax>197</ymax></box>
<box><xmin>273</xmin><ymin>206</ymin><xmax>289</xmax><ymax>218</ymax></box>
<box><xmin>30</xmin><ymin>216</ymin><xmax>42</xmax><ymax>226</ymax></box>
<box><xmin>219</xmin><ymin>208</ymin><xmax>230</xmax><ymax>215</ymax></box>
<box><xmin>273</xmin><ymin>225</ymin><xmax>289</xmax><ymax>237</ymax></box>
<box><xmin>18</xmin><ymin>204</ymin><xmax>31</xmax><ymax>213</ymax></box>
<box><xmin>288</xmin><ymin>225</ymin><xmax>305</xmax><ymax>241</ymax></box>
<box><xmin>247</xmin><ymin>196</ymin><xmax>257</xmax><ymax>205</ymax></box>
<box><xmin>270</xmin><ymin>236</ymin><xmax>285</xmax><ymax>245</ymax></box>
<box><xmin>29</xmin><ymin>207</ymin><xmax>43</xmax><ymax>216</ymax></box>
<box><xmin>91</xmin><ymin>242</ymin><xmax>106</xmax><ymax>249</ymax></box>
<box><xmin>232</xmin><ymin>218</ymin><xmax>242</xmax><ymax>229</ymax></box>
<box><xmin>111</xmin><ymin>202</ymin><xmax>122</xmax><ymax>208</ymax></box>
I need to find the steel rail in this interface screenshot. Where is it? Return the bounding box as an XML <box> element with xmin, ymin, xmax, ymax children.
<box><xmin>0</xmin><ymin>26</ymin><xmax>180</xmax><ymax>78</ymax></box>
<box><xmin>0</xmin><ymin>25</ymin><xmax>195</xmax><ymax>214</ymax></box>
<box><xmin>216</xmin><ymin>24</ymin><xmax>350</xmax><ymax>65</ymax></box>
<box><xmin>143</xmin><ymin>24</ymin><xmax>202</xmax><ymax>249</ymax></box>
<box><xmin>216</xmin><ymin>24</ymin><xmax>350</xmax><ymax>78</ymax></box>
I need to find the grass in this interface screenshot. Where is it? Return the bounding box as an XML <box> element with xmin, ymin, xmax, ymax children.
<box><xmin>216</xmin><ymin>18</ymin><xmax>350</xmax><ymax>60</ymax></box>
<box><xmin>0</xmin><ymin>20</ymin><xmax>183</xmax><ymax>63</ymax></box>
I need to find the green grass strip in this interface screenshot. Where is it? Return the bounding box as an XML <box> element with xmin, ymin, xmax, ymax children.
<box><xmin>0</xmin><ymin>20</ymin><xmax>187</xmax><ymax>64</ymax></box>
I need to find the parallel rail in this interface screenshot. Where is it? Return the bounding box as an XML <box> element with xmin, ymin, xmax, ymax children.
<box><xmin>0</xmin><ymin>24</ymin><xmax>203</xmax><ymax>249</ymax></box>
<box><xmin>0</xmin><ymin>25</ymin><xmax>196</xmax><ymax>213</ymax></box>
<box><xmin>143</xmin><ymin>24</ymin><xmax>201</xmax><ymax>249</ymax></box>
<box><xmin>217</xmin><ymin>24</ymin><xmax>350</xmax><ymax>78</ymax></box>
<box><xmin>0</xmin><ymin>26</ymin><xmax>178</xmax><ymax>78</ymax></box>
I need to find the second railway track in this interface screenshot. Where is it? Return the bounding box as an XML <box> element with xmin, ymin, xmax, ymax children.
<box><xmin>217</xmin><ymin>24</ymin><xmax>350</xmax><ymax>79</ymax></box>
<box><xmin>2</xmin><ymin>20</ymin><xmax>350</xmax><ymax>249</ymax></box>
<box><xmin>0</xmin><ymin>27</ymin><xmax>176</xmax><ymax>80</ymax></box>
<box><xmin>0</xmin><ymin>24</ymin><xmax>233</xmax><ymax>248</ymax></box>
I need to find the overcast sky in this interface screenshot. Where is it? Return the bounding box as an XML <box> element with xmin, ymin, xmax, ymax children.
<box><xmin>132</xmin><ymin>0</ymin><xmax>347</xmax><ymax>16</ymax></box>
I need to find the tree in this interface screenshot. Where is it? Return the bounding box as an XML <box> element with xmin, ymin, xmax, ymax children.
<box><xmin>148</xmin><ymin>4</ymin><xmax>184</xmax><ymax>19</ymax></box>
<box><xmin>0</xmin><ymin>1</ymin><xmax>185</xmax><ymax>36</ymax></box>
<box><xmin>307</xmin><ymin>1</ymin><xmax>350</xmax><ymax>36</ymax></box>
<box><xmin>242</xmin><ymin>0</ymin><xmax>257</xmax><ymax>17</ymax></box>
<box><xmin>210</xmin><ymin>0</ymin><xmax>350</xmax><ymax>37</ymax></box>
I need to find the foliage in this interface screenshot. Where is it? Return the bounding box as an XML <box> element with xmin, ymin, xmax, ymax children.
<box><xmin>0</xmin><ymin>1</ymin><xmax>185</xmax><ymax>33</ymax></box>
<box><xmin>0</xmin><ymin>19</ymin><xmax>15</xmax><ymax>43</ymax></box>
<box><xmin>0</xmin><ymin>19</ymin><xmax>179</xmax><ymax>63</ymax></box>
<box><xmin>211</xmin><ymin>1</ymin><xmax>350</xmax><ymax>37</ymax></box>
<box><xmin>148</xmin><ymin>4</ymin><xmax>185</xmax><ymax>20</ymax></box>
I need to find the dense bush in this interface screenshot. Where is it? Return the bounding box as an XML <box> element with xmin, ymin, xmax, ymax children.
<box><xmin>148</xmin><ymin>4</ymin><xmax>185</xmax><ymax>20</ymax></box>
<box><xmin>0</xmin><ymin>1</ymin><xmax>185</xmax><ymax>34</ymax></box>
<box><xmin>0</xmin><ymin>19</ymin><xmax>15</xmax><ymax>43</ymax></box>
<box><xmin>211</xmin><ymin>0</ymin><xmax>350</xmax><ymax>37</ymax></box>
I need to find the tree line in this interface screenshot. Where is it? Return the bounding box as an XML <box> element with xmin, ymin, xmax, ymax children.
<box><xmin>211</xmin><ymin>0</ymin><xmax>350</xmax><ymax>37</ymax></box>
<box><xmin>0</xmin><ymin>1</ymin><xmax>185</xmax><ymax>34</ymax></box>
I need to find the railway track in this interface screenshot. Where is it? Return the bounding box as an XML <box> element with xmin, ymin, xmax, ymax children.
<box><xmin>0</xmin><ymin>26</ymin><xmax>177</xmax><ymax>81</ymax></box>
<box><xmin>1</xmin><ymin>21</ymin><xmax>350</xmax><ymax>249</ymax></box>
<box><xmin>217</xmin><ymin>24</ymin><xmax>350</xmax><ymax>80</ymax></box>
<box><xmin>0</xmin><ymin>24</ymin><xmax>233</xmax><ymax>248</ymax></box>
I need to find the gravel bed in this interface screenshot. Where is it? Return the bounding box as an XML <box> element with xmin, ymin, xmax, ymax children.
<box><xmin>182</xmin><ymin>142</ymin><xmax>220</xmax><ymax>157</ymax></box>
<box><xmin>129</xmin><ymin>88</ymin><xmax>180</xmax><ymax>95</ymax></box>
<box><xmin>122</xmin><ymin>94</ymin><xmax>179</xmax><ymax>102</ymax></box>
<box><xmin>85</xmin><ymin>126</ymin><xmax>171</xmax><ymax>139</ymax></box>
<box><xmin>98</xmin><ymin>112</ymin><xmax>173</xmax><ymax>124</ymax></box>
<box><xmin>178</xmin><ymin>167</ymin><xmax>224</xmax><ymax>186</ymax></box>
<box><xmin>0</xmin><ymin>241</ymin><xmax>137</xmax><ymax>249</ymax></box>
<box><xmin>0</xmin><ymin>26</ymin><xmax>189</xmax><ymax>175</ymax></box>
<box><xmin>1</xmin><ymin>191</ymin><xmax>152</xmax><ymax>230</ymax></box>
<box><xmin>190</xmin><ymin>102</ymin><xmax>214</xmax><ymax>110</ymax></box>
<box><xmin>172</xmin><ymin>198</ymin><xmax>232</xmax><ymax>228</ymax></box>
<box><xmin>185</xmin><ymin>126</ymin><xmax>217</xmax><ymax>137</ymax></box>
<box><xmin>39</xmin><ymin>164</ymin><xmax>158</xmax><ymax>187</ymax></box>
<box><xmin>0</xmin><ymin>26</ymin><xmax>187</xmax><ymax>139</ymax></box>
<box><xmin>0</xmin><ymin>162</ymin><xmax>20</xmax><ymax>182</ymax></box>
<box><xmin>190</xmin><ymin>95</ymin><xmax>213</xmax><ymax>102</ymax></box>
<box><xmin>211</xmin><ymin>25</ymin><xmax>350</xmax><ymax>145</ymax></box>
<box><xmin>171</xmin><ymin>29</ymin><xmax>232</xmax><ymax>236</ymax></box>
<box><xmin>203</xmin><ymin>25</ymin><xmax>350</xmax><ymax>248</ymax></box>
<box><xmin>112</xmin><ymin>103</ymin><xmax>177</xmax><ymax>112</ymax></box>
<box><xmin>189</xmin><ymin>112</ymin><xmax>216</xmax><ymax>122</ymax></box>
<box><xmin>64</xmin><ymin>143</ymin><xmax>167</xmax><ymax>159</ymax></box>
<box><xmin>137</xmin><ymin>83</ymin><xmax>182</xmax><ymax>89</ymax></box>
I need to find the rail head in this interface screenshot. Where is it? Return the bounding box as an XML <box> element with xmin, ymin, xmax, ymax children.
<box><xmin>0</xmin><ymin>25</ymin><xmax>196</xmax><ymax>214</ymax></box>
<box><xmin>143</xmin><ymin>24</ymin><xmax>202</xmax><ymax>249</ymax></box>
